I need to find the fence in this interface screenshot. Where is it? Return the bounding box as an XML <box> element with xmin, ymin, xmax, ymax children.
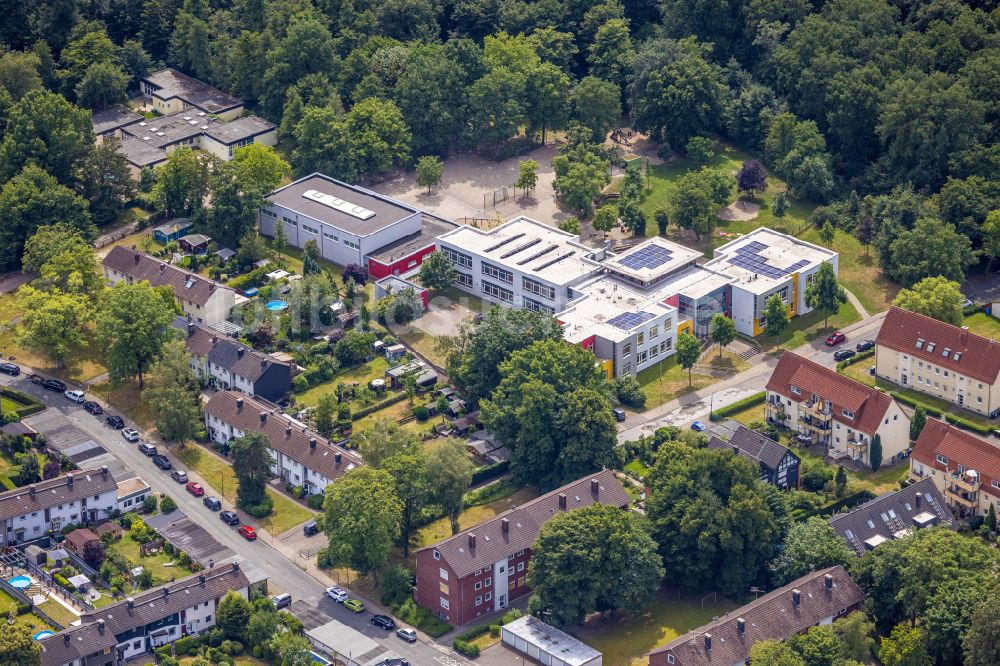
<box><xmin>0</xmin><ymin>577</ymin><xmax>64</xmax><ymax>629</ymax></box>
<box><xmin>94</xmin><ymin>225</ymin><xmax>142</xmax><ymax>249</ymax></box>
<box><xmin>21</xmin><ymin>556</ymin><xmax>95</xmax><ymax>612</ymax></box>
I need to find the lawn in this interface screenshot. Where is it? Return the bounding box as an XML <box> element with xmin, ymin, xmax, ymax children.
<box><xmin>726</xmin><ymin>402</ymin><xmax>766</xmax><ymax>426</ymax></box>
<box><xmin>963</xmin><ymin>311</ymin><xmax>1000</xmax><ymax>339</ymax></box>
<box><xmin>112</xmin><ymin>534</ymin><xmax>197</xmax><ymax>583</ymax></box>
<box><xmin>753</xmin><ymin>299</ymin><xmax>861</xmax><ymax>353</ymax></box>
<box><xmin>798</xmin><ymin>227</ymin><xmax>898</xmax><ymax>314</ymax></box>
<box><xmin>396</xmin><ymin>328</ymin><xmax>447</xmax><ymax>368</ymax></box>
<box><xmin>623</xmin><ymin>458</ymin><xmax>651</xmax><ymax>482</ymax></box>
<box><xmin>297</xmin><ymin>357</ymin><xmax>391</xmax><ymax>407</ymax></box>
<box><xmin>0</xmin><ymin>588</ymin><xmax>54</xmax><ymax>634</ymax></box>
<box><xmin>179</xmin><ymin>657</ymin><xmax>270</xmax><ymax>666</ymax></box>
<box><xmin>36</xmin><ymin>599</ymin><xmax>79</xmax><ymax>627</ymax></box>
<box><xmin>577</xmin><ymin>589</ymin><xmax>739</xmax><ymax>666</ymax></box>
<box><xmin>351</xmin><ymin>396</ymin><xmax>437</xmax><ymax>436</ymax></box>
<box><xmin>637</xmin><ymin>351</ymin><xmax>750</xmax><ymax>409</ymax></box>
<box><xmin>416</xmin><ymin>486</ymin><xmax>540</xmax><ymax>548</ymax></box>
<box><xmin>90</xmin><ymin>380</ymin><xmax>159</xmax><ymax>431</ymax></box>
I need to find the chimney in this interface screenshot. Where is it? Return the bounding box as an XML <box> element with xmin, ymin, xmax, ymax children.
<box><xmin>29</xmin><ymin>484</ymin><xmax>35</xmax><ymax>497</ymax></box>
<box><xmin>63</xmin><ymin>634</ymin><xmax>70</xmax><ymax>645</ymax></box>
<box><xmin>259</xmin><ymin>411</ymin><xmax>267</xmax><ymax>425</ymax></box>
<box><xmin>66</xmin><ymin>472</ymin><xmax>74</xmax><ymax>488</ymax></box>
<box><xmin>736</xmin><ymin>618</ymin><xmax>746</xmax><ymax>635</ymax></box>
<box><xmin>961</xmin><ymin>325</ymin><xmax>969</xmax><ymax>343</ymax></box>
<box><xmin>309</xmin><ymin>438</ymin><xmax>317</xmax><ymax>449</ymax></box>
<box><xmin>159</xmin><ymin>263</ymin><xmax>166</xmax><ymax>273</ymax></box>
<box><xmin>163</xmin><ymin>587</ymin><xmax>169</xmax><ymax>598</ymax></box>
<box><xmin>286</xmin><ymin>426</ymin><xmax>292</xmax><ymax>438</ymax></box>
<box><xmin>232</xmin><ymin>562</ymin><xmax>240</xmax><ymax>572</ymax></box>
<box><xmin>915</xmin><ymin>492</ymin><xmax>922</xmax><ymax>508</ymax></box>
<box><xmin>334</xmin><ymin>452</ymin><xmax>342</xmax><ymax>465</ymax></box>
<box><xmin>102</xmin><ymin>465</ymin><xmax>108</xmax><ymax>479</ymax></box>
<box><xmin>212</xmin><ymin>336</ymin><xmax>218</xmax><ymax>347</ymax></box>
<box><xmin>792</xmin><ymin>589</ymin><xmax>801</xmax><ymax>606</ymax></box>
<box><xmin>97</xmin><ymin>619</ymin><xmax>105</xmax><ymax>634</ymax></box>
<box><xmin>236</xmin><ymin>397</ymin><xmax>244</xmax><ymax>410</ymax></box>
<box><xmin>558</xmin><ymin>493</ymin><xmax>567</xmax><ymax>509</ymax></box>
<box><xmin>468</xmin><ymin>533</ymin><xmax>476</xmax><ymax>549</ymax></box>
<box><xmin>501</xmin><ymin>518</ymin><xmax>509</xmax><ymax>534</ymax></box>
<box><xmin>824</xmin><ymin>574</ymin><xmax>833</xmax><ymax>591</ymax></box>
<box><xmin>134</xmin><ymin>251</ymin><xmax>141</xmax><ymax>264</ymax></box>
<box><xmin>199</xmin><ymin>574</ymin><xmax>206</xmax><ymax>586</ymax></box>
<box><xmin>209</xmin><ymin>283</ymin><xmax>215</xmax><ymax>292</ymax></box>
<box><xmin>590</xmin><ymin>478</ymin><xmax>599</xmax><ymax>495</ymax></box>
<box><xmin>704</xmin><ymin>634</ymin><xmax>712</xmax><ymax>652</ymax></box>
<box><xmin>261</xmin><ymin>359</ymin><xmax>267</xmax><ymax>370</ymax></box>
<box><xmin>733</xmin><ymin>445</ymin><xmax>740</xmax><ymax>456</ymax></box>
<box><xmin>237</xmin><ymin>348</ymin><xmax>245</xmax><ymax>358</ymax></box>
<box><xmin>127</xmin><ymin>598</ymin><xmax>134</xmax><ymax>611</ymax></box>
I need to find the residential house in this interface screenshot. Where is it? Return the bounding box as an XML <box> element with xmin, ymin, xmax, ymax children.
<box><xmin>0</xmin><ymin>467</ymin><xmax>117</xmax><ymax>546</ymax></box>
<box><xmin>414</xmin><ymin>470</ymin><xmax>629</xmax><ymax>626</ymax></box>
<box><xmin>204</xmin><ymin>391</ymin><xmax>363</xmax><ymax>496</ymax></box>
<box><xmin>152</xmin><ymin>218</ymin><xmax>194</xmax><ymax>244</ymax></box>
<box><xmin>647</xmin><ymin>566</ymin><xmax>865</xmax><ymax>666</ymax></box>
<box><xmin>765</xmin><ymin>352</ymin><xmax>910</xmax><ymax>466</ymax></box>
<box><xmin>39</xmin><ymin>563</ymin><xmax>252</xmax><ymax>666</ymax></box>
<box><xmin>139</xmin><ymin>69</ymin><xmax>244</xmax><ymax>120</ymax></box>
<box><xmin>178</xmin><ymin>234</ymin><xmax>211</xmax><ymax>254</ymax></box>
<box><xmin>103</xmin><ymin>246</ymin><xmax>235</xmax><ymax>326</ymax></box>
<box><xmin>911</xmin><ymin>418</ymin><xmax>1000</xmax><ymax>517</ymax></box>
<box><xmin>65</xmin><ymin>528</ymin><xmax>100</xmax><ymax>554</ymax></box>
<box><xmin>385</xmin><ymin>361</ymin><xmax>438</xmax><ymax>389</ymax></box>
<box><xmin>829</xmin><ymin>477</ymin><xmax>956</xmax><ymax>554</ymax></box>
<box><xmin>875</xmin><ymin>306</ymin><xmax>1000</xmax><ymax>418</ymax></box>
<box><xmin>116</xmin><ymin>477</ymin><xmax>151</xmax><ymax>514</ymax></box>
<box><xmin>172</xmin><ymin>317</ymin><xmax>292</xmax><ymax>402</ymax></box>
<box><xmin>707</xmin><ymin>424</ymin><xmax>800</xmax><ymax>490</ymax></box>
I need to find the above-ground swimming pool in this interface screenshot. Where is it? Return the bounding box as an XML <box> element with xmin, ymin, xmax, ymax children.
<box><xmin>8</xmin><ymin>575</ymin><xmax>31</xmax><ymax>589</ymax></box>
<box><xmin>33</xmin><ymin>631</ymin><xmax>54</xmax><ymax>641</ymax></box>
<box><xmin>266</xmin><ymin>300</ymin><xmax>289</xmax><ymax>311</ymax></box>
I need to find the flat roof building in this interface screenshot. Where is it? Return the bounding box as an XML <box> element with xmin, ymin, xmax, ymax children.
<box><xmin>140</xmin><ymin>68</ymin><xmax>244</xmax><ymax>120</ymax></box>
<box><xmin>502</xmin><ymin>615</ymin><xmax>603</xmax><ymax>666</ymax></box>
<box><xmin>92</xmin><ymin>107</ymin><xmax>143</xmax><ymax>142</ymax></box>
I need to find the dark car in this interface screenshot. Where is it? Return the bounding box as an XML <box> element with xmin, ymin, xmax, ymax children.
<box><xmin>220</xmin><ymin>511</ymin><xmax>240</xmax><ymax>526</ymax></box>
<box><xmin>42</xmin><ymin>378</ymin><xmax>67</xmax><ymax>392</ymax></box>
<box><xmin>303</xmin><ymin>520</ymin><xmax>319</xmax><ymax>536</ymax></box>
<box><xmin>833</xmin><ymin>349</ymin><xmax>856</xmax><ymax>362</ymax></box>
<box><xmin>203</xmin><ymin>496</ymin><xmax>222</xmax><ymax>511</ymax></box>
<box><xmin>105</xmin><ymin>415</ymin><xmax>125</xmax><ymax>429</ymax></box>
<box><xmin>82</xmin><ymin>401</ymin><xmax>103</xmax><ymax>415</ymax></box>
<box><xmin>371</xmin><ymin>614</ymin><xmax>396</xmax><ymax>630</ymax></box>
<box><xmin>0</xmin><ymin>362</ymin><xmax>20</xmax><ymax>376</ymax></box>
<box><xmin>612</xmin><ymin>407</ymin><xmax>626</xmax><ymax>422</ymax></box>
<box><xmin>152</xmin><ymin>454</ymin><xmax>171</xmax><ymax>470</ymax></box>
<box><xmin>374</xmin><ymin>659</ymin><xmax>409</xmax><ymax>666</ymax></box>
<box><xmin>856</xmin><ymin>339</ymin><xmax>875</xmax><ymax>352</ymax></box>
<box><xmin>138</xmin><ymin>442</ymin><xmax>158</xmax><ymax>456</ymax></box>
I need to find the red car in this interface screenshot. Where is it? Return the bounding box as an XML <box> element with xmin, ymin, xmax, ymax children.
<box><xmin>239</xmin><ymin>525</ymin><xmax>257</xmax><ymax>541</ymax></box>
<box><xmin>185</xmin><ymin>481</ymin><xmax>205</xmax><ymax>497</ymax></box>
<box><xmin>825</xmin><ymin>331</ymin><xmax>846</xmax><ymax>346</ymax></box>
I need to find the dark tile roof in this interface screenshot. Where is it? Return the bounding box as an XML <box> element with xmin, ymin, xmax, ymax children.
<box><xmin>913</xmin><ymin>418</ymin><xmax>1000</xmax><ymax>497</ymax></box>
<box><xmin>172</xmin><ymin>317</ymin><xmax>289</xmax><ymax>382</ymax></box>
<box><xmin>103</xmin><ymin>246</ymin><xmax>234</xmax><ymax>307</ymax></box>
<box><xmin>420</xmin><ymin>470</ymin><xmax>629</xmax><ymax>579</ymax></box>
<box><xmin>204</xmin><ymin>391</ymin><xmax>362</xmax><ymax>484</ymax></box>
<box><xmin>648</xmin><ymin>566</ymin><xmax>865</xmax><ymax>666</ymax></box>
<box><xmin>766</xmin><ymin>352</ymin><xmax>896</xmax><ymax>434</ymax></box>
<box><xmin>39</xmin><ymin>619</ymin><xmax>118</xmax><ymax>666</ymax></box>
<box><xmin>829</xmin><ymin>477</ymin><xmax>956</xmax><ymax>554</ymax></box>
<box><xmin>142</xmin><ymin>68</ymin><xmax>242</xmax><ymax>113</ymax></box>
<box><xmin>707</xmin><ymin>425</ymin><xmax>794</xmax><ymax>470</ymax></box>
<box><xmin>0</xmin><ymin>468</ymin><xmax>116</xmax><ymax>520</ymax></box>
<box><xmin>876</xmin><ymin>306</ymin><xmax>1000</xmax><ymax>385</ymax></box>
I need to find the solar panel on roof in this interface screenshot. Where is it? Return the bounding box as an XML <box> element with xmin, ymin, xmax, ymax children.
<box><xmin>606</xmin><ymin>311</ymin><xmax>656</xmax><ymax>330</ymax></box>
<box><xmin>616</xmin><ymin>245</ymin><xmax>673</xmax><ymax>271</ymax></box>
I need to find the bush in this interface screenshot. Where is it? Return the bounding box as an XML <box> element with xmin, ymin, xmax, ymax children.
<box><xmin>380</xmin><ymin>565</ymin><xmax>415</xmax><ymax>606</ymax></box>
<box><xmin>454</xmin><ymin>623</ymin><xmax>492</xmax><ymax>642</ymax></box>
<box><xmin>290</xmin><ymin>485</ymin><xmax>304</xmax><ymax>499</ymax></box>
<box><xmin>489</xmin><ymin>623</ymin><xmax>501</xmax><ymax>636</ymax></box>
<box><xmin>501</xmin><ymin>608</ymin><xmax>523</xmax><ymax>624</ymax></box>
<box><xmin>835</xmin><ymin>348</ymin><xmax>875</xmax><ymax>371</ymax></box>
<box><xmin>177</xmin><ymin>551</ymin><xmax>192</xmax><ymax>567</ymax></box>
<box><xmin>159</xmin><ymin>657</ymin><xmax>180</xmax><ymax>666</ymax></box>
<box><xmin>709</xmin><ymin>391</ymin><xmax>766</xmax><ymax>421</ymax></box>
<box><xmin>393</xmin><ymin>598</ymin><xmax>453</xmax><ymax>637</ymax></box>
<box><xmin>453</xmin><ymin>640</ymin><xmax>480</xmax><ymax>658</ymax></box>
<box><xmin>413</xmin><ymin>405</ymin><xmax>430</xmax><ymax>422</ymax></box>
<box><xmin>221</xmin><ymin>640</ymin><xmax>244</xmax><ymax>656</ymax></box>
<box><xmin>243</xmin><ymin>495</ymin><xmax>273</xmax><ymax>518</ymax></box>
<box><xmin>471</xmin><ymin>460</ymin><xmax>510</xmax><ymax>485</ymax></box>
<box><xmin>15</xmin><ymin>601</ymin><xmax>31</xmax><ymax>615</ymax></box>
<box><xmin>53</xmin><ymin>573</ymin><xmax>72</xmax><ymax>590</ymax></box>
<box><xmin>173</xmin><ymin>636</ymin><xmax>196</xmax><ymax>656</ymax></box>
<box><xmin>252</xmin><ymin>645</ymin><xmax>263</xmax><ymax>659</ymax></box>
<box><xmin>612</xmin><ymin>376</ymin><xmax>646</xmax><ymax>408</ymax></box>
<box><xmin>943</xmin><ymin>413</ymin><xmax>994</xmax><ymax>435</ymax></box>
<box><xmin>160</xmin><ymin>495</ymin><xmax>177</xmax><ymax>513</ymax></box>
<box><xmin>142</xmin><ymin>495</ymin><xmax>158</xmax><ymax>513</ymax></box>
<box><xmin>292</xmin><ymin>374</ymin><xmax>309</xmax><ymax>393</ymax></box>
<box><xmin>307</xmin><ymin>494</ymin><xmax>324</xmax><ymax>510</ymax></box>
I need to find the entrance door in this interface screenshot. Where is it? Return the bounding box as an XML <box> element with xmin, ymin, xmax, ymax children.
<box><xmin>499</xmin><ymin>594</ymin><xmax>506</xmax><ymax>608</ymax></box>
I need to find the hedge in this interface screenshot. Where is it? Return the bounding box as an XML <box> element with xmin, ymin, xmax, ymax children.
<box><xmin>709</xmin><ymin>391</ymin><xmax>766</xmax><ymax>422</ymax></box>
<box><xmin>943</xmin><ymin>413</ymin><xmax>996</xmax><ymax>435</ymax></box>
<box><xmin>889</xmin><ymin>392</ymin><xmax>997</xmax><ymax>436</ymax></box>
<box><xmin>889</xmin><ymin>392</ymin><xmax>943</xmax><ymax>417</ymax></box>
<box><xmin>471</xmin><ymin>460</ymin><xmax>509</xmax><ymax>485</ymax></box>
<box><xmin>454</xmin><ymin>640</ymin><xmax>480</xmax><ymax>658</ymax></box>
<box><xmin>816</xmin><ymin>489</ymin><xmax>877</xmax><ymax>517</ymax></box>
<box><xmin>0</xmin><ymin>387</ymin><xmax>45</xmax><ymax>418</ymax></box>
<box><xmin>835</xmin><ymin>348</ymin><xmax>875</xmax><ymax>372</ymax></box>
<box><xmin>454</xmin><ymin>624</ymin><xmax>492</xmax><ymax>643</ymax></box>
<box><xmin>352</xmin><ymin>392</ymin><xmax>407</xmax><ymax>420</ymax></box>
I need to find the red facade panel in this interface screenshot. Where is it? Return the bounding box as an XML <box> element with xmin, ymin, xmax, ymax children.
<box><xmin>367</xmin><ymin>244</ymin><xmax>437</xmax><ymax>279</ymax></box>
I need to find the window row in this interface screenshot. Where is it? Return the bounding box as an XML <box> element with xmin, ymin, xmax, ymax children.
<box><xmin>482</xmin><ymin>262</ymin><xmax>513</xmax><ymax>284</ymax></box>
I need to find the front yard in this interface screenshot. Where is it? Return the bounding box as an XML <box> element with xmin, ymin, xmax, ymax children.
<box><xmin>637</xmin><ymin>351</ymin><xmax>750</xmax><ymax>409</ymax></box>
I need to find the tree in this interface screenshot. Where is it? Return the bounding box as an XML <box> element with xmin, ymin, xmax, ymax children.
<box><xmin>145</xmin><ymin>340</ymin><xmax>201</xmax><ymax>443</ymax></box>
<box><xmin>789</xmin><ymin>625</ymin><xmax>840</xmax><ymax>666</ymax></box>
<box><xmin>619</xmin><ymin>199</ymin><xmax>646</xmax><ymax>235</ymax></box>
<box><xmin>216</xmin><ymin>591</ymin><xmax>252</xmax><ymax>642</ymax></box>
<box><xmin>805</xmin><ymin>262</ymin><xmax>847</xmax><ymax>330</ymax></box>
<box><xmin>528</xmin><ymin>504</ymin><xmax>664</xmax><ymax>625</ymax></box>
<box><xmin>762</xmin><ymin>293</ymin><xmax>790</xmax><ymax>338</ymax></box>
<box><xmin>888</xmin><ymin>218</ymin><xmax>975</xmax><ymax>287</ymax></box>
<box><xmin>965</xmin><ymin>585</ymin><xmax>1000</xmax><ymax>666</ymax></box>
<box><xmin>870</xmin><ymin>434</ymin><xmax>882</xmax><ymax>471</ymax></box>
<box><xmin>291</xmin><ymin>107</ymin><xmax>356</xmax><ymax>180</ymax></box>
<box><xmin>569</xmin><ymin>76</ymin><xmax>620</xmax><ymax>143</ymax></box>
<box><xmin>344</xmin><ymin>97</ymin><xmax>412</xmax><ymax>179</ymax></box>
<box><xmin>0</xmin><ymin>89</ymin><xmax>92</xmax><ymax>184</ymax></box>
<box><xmin>0</xmin><ymin>623</ymin><xmax>40</xmax><ymax>666</ymax></box>
<box><xmin>592</xmin><ymin>204</ymin><xmax>618</xmax><ymax>235</ymax></box>
<box><xmin>424</xmin><ymin>439</ymin><xmax>474</xmax><ymax>534</ymax></box>
<box><xmin>0</xmin><ymin>51</ymin><xmax>43</xmax><ymax>101</ymax></box>
<box><xmin>685</xmin><ymin>136</ymin><xmax>713</xmax><ymax>163</ymax></box>
<box><xmin>246</xmin><ymin>609</ymin><xmax>280</xmax><ymax>650</ymax></box>
<box><xmin>273</xmin><ymin>220</ymin><xmax>288</xmax><ymax>255</ymax></box>
<box><xmin>97</xmin><ymin>282</ymin><xmax>176</xmax><ymax>387</ymax></box>
<box><xmin>879</xmin><ymin>624</ymin><xmax>931</xmax><ymax>666</ymax></box>
<box><xmin>269</xmin><ymin>630</ymin><xmax>312</xmax><ymax>666</ymax></box>
<box><xmin>352</xmin><ymin>420</ymin><xmax>418</xmax><ymax>469</ymax></box>
<box><xmin>324</xmin><ymin>467</ymin><xmax>402</xmax><ymax>581</ymax></box>
<box><xmin>382</xmin><ymin>451</ymin><xmax>429</xmax><ymax>556</ymax></box>
<box><xmin>669</xmin><ymin>167</ymin><xmax>731</xmax><ymax>240</ymax></box>
<box><xmin>231</xmin><ymin>144</ymin><xmax>291</xmax><ymax>202</ymax></box>
<box><xmin>22</xmin><ymin>224</ymin><xmax>101</xmax><ymax>298</ymax></box>
<box><xmin>892</xmin><ymin>277</ymin><xmax>964</xmax><ymax>326</ymax></box>
<box><xmin>302</xmin><ymin>240</ymin><xmax>322</xmax><ymax>276</ymax></box>
<box><xmin>230</xmin><ymin>432</ymin><xmax>272</xmax><ymax>511</ymax></box>
<box><xmin>76</xmin><ymin>136</ymin><xmax>136</xmax><ymax>226</ymax></box>
<box><xmin>988</xmin><ymin>503</ymin><xmax>997</xmax><ymax>532</ymax></box>
<box><xmin>468</xmin><ymin>67</ymin><xmax>526</xmax><ymax>156</ymax></box>
<box><xmin>749</xmin><ymin>640</ymin><xmax>805</xmax><ymax>666</ymax></box>
<box><xmin>771</xmin><ymin>517</ymin><xmax>853</xmax><ymax>585</ymax></box>
<box><xmin>15</xmin><ymin>287</ymin><xmax>90</xmax><ymax>368</ymax></box>
<box><xmin>675</xmin><ymin>331</ymin><xmax>701</xmax><ymax>386</ymax></box>
<box><xmin>736</xmin><ymin>159</ymin><xmax>768</xmax><ymax>198</ymax></box>
<box><xmin>924</xmin><ymin>578</ymin><xmax>987</xmax><ymax>666</ymax></box>
<box><xmin>415</xmin><ymin>156</ymin><xmax>444</xmax><ymax>195</ymax></box>
<box><xmin>75</xmin><ymin>62</ymin><xmax>129</xmax><ymax>110</ymax></box>
<box><xmin>654</xmin><ymin>208</ymin><xmax>669</xmax><ymax>236</ymax></box>
<box><xmin>833</xmin><ymin>612</ymin><xmax>875</xmax><ymax>663</ymax></box>
<box><xmin>709</xmin><ymin>314</ymin><xmax>735</xmax><ymax>358</ymax></box>
<box><xmin>417</xmin><ymin>251</ymin><xmax>456</xmax><ymax>292</ymax></box>
<box><xmin>394</xmin><ymin>44</ymin><xmax>469</xmax><ymax>156</ymax></box>
<box><xmin>314</xmin><ymin>394</ymin><xmax>336</xmax><ymax>437</ymax></box>
<box><xmin>773</xmin><ymin>192</ymin><xmax>790</xmax><ymax>218</ymax></box>
<box><xmin>19</xmin><ymin>454</ymin><xmax>39</xmax><ymax>485</ymax></box>
<box><xmin>153</xmin><ymin>147</ymin><xmax>210</xmax><ymax>217</ymax></box>
<box><xmin>819</xmin><ymin>221</ymin><xmax>836</xmax><ymax>249</ymax></box>
<box><xmin>516</xmin><ymin>159</ymin><xmax>538</xmax><ymax>197</ymax></box>
<box><xmin>81</xmin><ymin>540</ymin><xmax>105</xmax><ymax>569</ymax></box>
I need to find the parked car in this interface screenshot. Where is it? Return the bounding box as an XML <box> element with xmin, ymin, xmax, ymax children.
<box><xmin>185</xmin><ymin>482</ymin><xmax>205</xmax><ymax>497</ymax></box>
<box><xmin>856</xmin><ymin>339</ymin><xmax>876</xmax><ymax>352</ymax></box>
<box><xmin>825</xmin><ymin>331</ymin><xmax>846</xmax><ymax>346</ymax></box>
<box><xmin>396</xmin><ymin>628</ymin><xmax>417</xmax><ymax>643</ymax></box>
<box><xmin>105</xmin><ymin>415</ymin><xmax>125</xmax><ymax>429</ymax></box>
<box><xmin>0</xmin><ymin>362</ymin><xmax>20</xmax><ymax>376</ymax></box>
<box><xmin>122</xmin><ymin>428</ymin><xmax>140</xmax><ymax>442</ymax></box>
<box><xmin>833</xmin><ymin>349</ymin><xmax>856</xmax><ymax>362</ymax></box>
<box><xmin>137</xmin><ymin>442</ymin><xmax>157</xmax><ymax>456</ymax></box>
<box><xmin>170</xmin><ymin>470</ymin><xmax>188</xmax><ymax>484</ymax></box>
<box><xmin>962</xmin><ymin>298</ymin><xmax>974</xmax><ymax>308</ymax></box>
<box><xmin>326</xmin><ymin>587</ymin><xmax>348</xmax><ymax>602</ymax></box>
<box><xmin>239</xmin><ymin>525</ymin><xmax>257</xmax><ymax>541</ymax></box>
<box><xmin>374</xmin><ymin>659</ymin><xmax>409</xmax><ymax>666</ymax></box>
<box><xmin>152</xmin><ymin>455</ymin><xmax>171</xmax><ymax>470</ymax></box>
<box><xmin>371</xmin><ymin>615</ymin><xmax>396</xmax><ymax>630</ymax></box>
<box><xmin>691</xmin><ymin>421</ymin><xmax>707</xmax><ymax>432</ymax></box>
<box><xmin>612</xmin><ymin>407</ymin><xmax>626</xmax><ymax>422</ymax></box>
<box><xmin>82</xmin><ymin>401</ymin><xmax>103</xmax><ymax>415</ymax></box>
<box><xmin>220</xmin><ymin>511</ymin><xmax>240</xmax><ymax>526</ymax></box>
<box><xmin>42</xmin><ymin>378</ymin><xmax>67</xmax><ymax>392</ymax></box>
<box><xmin>203</xmin><ymin>496</ymin><xmax>222</xmax><ymax>511</ymax></box>
<box><xmin>303</xmin><ymin>520</ymin><xmax>319</xmax><ymax>536</ymax></box>
<box><xmin>344</xmin><ymin>599</ymin><xmax>364</xmax><ymax>613</ymax></box>
<box><xmin>64</xmin><ymin>389</ymin><xmax>85</xmax><ymax>403</ymax></box>
<box><xmin>271</xmin><ymin>593</ymin><xmax>291</xmax><ymax>609</ymax></box>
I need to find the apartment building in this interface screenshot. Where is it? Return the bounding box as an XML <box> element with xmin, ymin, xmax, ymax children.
<box><xmin>647</xmin><ymin>567</ymin><xmax>864</xmax><ymax>666</ymax></box>
<box><xmin>875</xmin><ymin>306</ymin><xmax>1000</xmax><ymax>418</ymax></box>
<box><xmin>414</xmin><ymin>470</ymin><xmax>629</xmax><ymax>626</ymax></box>
<box><xmin>39</xmin><ymin>563</ymin><xmax>252</xmax><ymax>666</ymax></box>
<box><xmin>707</xmin><ymin>424</ymin><xmax>800</xmax><ymax>490</ymax></box>
<box><xmin>829</xmin><ymin>477</ymin><xmax>956</xmax><ymax>554</ymax></box>
<box><xmin>765</xmin><ymin>353</ymin><xmax>910</xmax><ymax>466</ymax></box>
<box><xmin>204</xmin><ymin>391</ymin><xmax>362</xmax><ymax>496</ymax></box>
<box><xmin>102</xmin><ymin>246</ymin><xmax>236</xmax><ymax>326</ymax></box>
<box><xmin>139</xmin><ymin>68</ymin><xmax>244</xmax><ymax>120</ymax></box>
<box><xmin>0</xmin><ymin>467</ymin><xmax>117</xmax><ymax>546</ymax></box>
<box><xmin>172</xmin><ymin>317</ymin><xmax>292</xmax><ymax>402</ymax></box>
<box><xmin>911</xmin><ymin>418</ymin><xmax>1000</xmax><ymax>517</ymax></box>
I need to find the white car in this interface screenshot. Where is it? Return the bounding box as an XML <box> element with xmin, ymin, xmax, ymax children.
<box><xmin>962</xmin><ymin>298</ymin><xmax>974</xmax><ymax>308</ymax></box>
<box><xmin>64</xmin><ymin>390</ymin><xmax>85</xmax><ymax>403</ymax></box>
<box><xmin>122</xmin><ymin>428</ymin><xmax>140</xmax><ymax>442</ymax></box>
<box><xmin>326</xmin><ymin>587</ymin><xmax>349</xmax><ymax>602</ymax></box>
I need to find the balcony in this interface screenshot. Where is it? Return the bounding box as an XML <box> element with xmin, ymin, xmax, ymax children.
<box><xmin>948</xmin><ymin>473</ymin><xmax>980</xmax><ymax>493</ymax></box>
<box><xmin>805</xmin><ymin>399</ymin><xmax>832</xmax><ymax>417</ymax></box>
<box><xmin>846</xmin><ymin>437</ymin><xmax>868</xmax><ymax>456</ymax></box>
<box><xmin>944</xmin><ymin>486</ymin><xmax>978</xmax><ymax>508</ymax></box>
<box><xmin>802</xmin><ymin>415</ymin><xmax>832</xmax><ymax>432</ymax></box>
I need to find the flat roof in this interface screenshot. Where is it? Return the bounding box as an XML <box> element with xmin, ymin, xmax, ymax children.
<box><xmin>645</xmin><ymin>263</ymin><xmax>736</xmax><ymax>301</ymax></box>
<box><xmin>706</xmin><ymin>227</ymin><xmax>837</xmax><ymax>295</ymax></box>
<box><xmin>119</xmin><ymin>137</ymin><xmax>167</xmax><ymax>167</ymax></box>
<box><xmin>122</xmin><ymin>111</ymin><xmax>206</xmax><ymax>148</ymax></box>
<box><xmin>203</xmin><ymin>115</ymin><xmax>276</xmax><ymax>145</ymax></box>
<box><xmin>560</xmin><ymin>276</ymin><xmax>675</xmax><ymax>344</ymax></box>
<box><xmin>92</xmin><ymin>107</ymin><xmax>143</xmax><ymax>135</ymax></box>
<box><xmin>437</xmin><ymin>216</ymin><xmax>601</xmax><ymax>286</ymax></box>
<box><xmin>266</xmin><ymin>173</ymin><xmax>419</xmax><ymax>237</ymax></box>
<box><xmin>503</xmin><ymin>615</ymin><xmax>601</xmax><ymax>666</ymax></box>
<box><xmin>606</xmin><ymin>237</ymin><xmax>702</xmax><ymax>283</ymax></box>
<box><xmin>369</xmin><ymin>216</ymin><xmax>458</xmax><ymax>265</ymax></box>
<box><xmin>143</xmin><ymin>68</ymin><xmax>242</xmax><ymax>114</ymax></box>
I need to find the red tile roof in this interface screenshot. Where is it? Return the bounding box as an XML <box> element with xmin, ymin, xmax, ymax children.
<box><xmin>876</xmin><ymin>306</ymin><xmax>1000</xmax><ymax>384</ymax></box>
<box><xmin>912</xmin><ymin>418</ymin><xmax>1000</xmax><ymax>496</ymax></box>
<box><xmin>103</xmin><ymin>245</ymin><xmax>233</xmax><ymax>306</ymax></box>
<box><xmin>766</xmin><ymin>352</ymin><xmax>896</xmax><ymax>434</ymax></box>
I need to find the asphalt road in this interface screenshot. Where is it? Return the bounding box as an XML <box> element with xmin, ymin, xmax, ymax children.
<box><xmin>1</xmin><ymin>372</ymin><xmax>463</xmax><ymax>666</ymax></box>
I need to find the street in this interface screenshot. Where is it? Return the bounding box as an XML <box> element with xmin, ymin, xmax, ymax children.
<box><xmin>1</xmin><ymin>372</ymin><xmax>464</xmax><ymax>666</ymax></box>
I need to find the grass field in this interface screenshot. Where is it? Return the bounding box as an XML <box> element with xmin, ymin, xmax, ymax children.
<box><xmin>36</xmin><ymin>599</ymin><xmax>79</xmax><ymax>627</ymax></box>
<box><xmin>637</xmin><ymin>351</ymin><xmax>750</xmax><ymax>409</ymax></box>
<box><xmin>964</xmin><ymin>311</ymin><xmax>1000</xmax><ymax>339</ymax></box>
<box><xmin>351</xmin><ymin>396</ymin><xmax>437</xmax><ymax>436</ymax></box>
<box><xmin>297</xmin><ymin>357</ymin><xmax>390</xmax><ymax>408</ymax></box>
<box><xmin>112</xmin><ymin>533</ymin><xmax>197</xmax><ymax>583</ymax></box>
<box><xmin>0</xmin><ymin>588</ymin><xmax>54</xmax><ymax>634</ymax></box>
<box><xmin>396</xmin><ymin>328</ymin><xmax>447</xmax><ymax>368</ymax></box>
